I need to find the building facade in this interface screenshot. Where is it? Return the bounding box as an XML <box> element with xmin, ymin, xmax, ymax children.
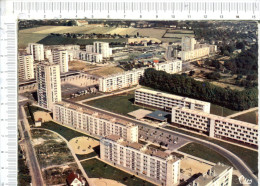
<box><xmin>171</xmin><ymin>106</ymin><xmax>258</xmax><ymax>146</ymax></box>
<box><xmin>99</xmin><ymin>68</ymin><xmax>145</xmax><ymax>92</ymax></box>
<box><xmin>77</xmin><ymin>51</ymin><xmax>103</xmax><ymax>63</ymax></box>
<box><xmin>181</xmin><ymin>37</ymin><xmax>196</xmax><ymax>51</ymax></box>
<box><xmin>93</xmin><ymin>41</ymin><xmax>112</xmax><ymax>58</ymax></box>
<box><xmin>52</xmin><ymin>50</ymin><xmax>69</xmax><ymax>73</ymax></box>
<box><xmin>181</xmin><ymin>47</ymin><xmax>210</xmax><ymax>61</ymax></box>
<box><xmin>100</xmin><ymin>135</ymin><xmax>180</xmax><ymax>186</ymax></box>
<box><xmin>154</xmin><ymin>60</ymin><xmax>182</xmax><ymax>74</ymax></box>
<box><xmin>189</xmin><ymin>163</ymin><xmax>233</xmax><ymax>186</ymax></box>
<box><xmin>18</xmin><ymin>54</ymin><xmax>35</xmax><ymax>81</ymax></box>
<box><xmin>36</xmin><ymin>62</ymin><xmax>61</xmax><ymax>110</ymax></box>
<box><xmin>53</xmin><ymin>101</ymin><xmax>138</xmax><ymax>142</ymax></box>
<box><xmin>135</xmin><ymin>88</ymin><xmax>211</xmax><ymax>113</ymax></box>
<box><xmin>27</xmin><ymin>43</ymin><xmax>44</xmax><ymax>61</ymax></box>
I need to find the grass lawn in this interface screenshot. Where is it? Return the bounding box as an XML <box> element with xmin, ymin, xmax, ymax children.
<box><xmin>164</xmin><ymin>125</ymin><xmax>258</xmax><ymax>175</ymax></box>
<box><xmin>178</xmin><ymin>142</ymin><xmax>233</xmax><ymax>167</ymax></box>
<box><xmin>76</xmin><ymin>151</ymin><xmax>98</xmax><ymax>161</ymax></box>
<box><xmin>40</xmin><ymin>121</ymin><xmax>98</xmax><ymax>141</ymax></box>
<box><xmin>233</xmin><ymin>110</ymin><xmax>258</xmax><ymax>124</ymax></box>
<box><xmin>85</xmin><ymin>91</ymin><xmax>150</xmax><ymax>116</ymax></box>
<box><xmin>81</xmin><ymin>158</ymin><xmax>155</xmax><ymax>186</ymax></box>
<box><xmin>210</xmin><ymin>103</ymin><xmax>238</xmax><ymax>117</ymax></box>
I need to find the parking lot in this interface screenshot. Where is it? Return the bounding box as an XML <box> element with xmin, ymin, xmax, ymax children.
<box><xmin>139</xmin><ymin>125</ymin><xmax>190</xmax><ymax>151</ymax></box>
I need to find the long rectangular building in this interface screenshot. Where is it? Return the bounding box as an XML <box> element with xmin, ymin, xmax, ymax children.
<box><xmin>53</xmin><ymin>101</ymin><xmax>138</xmax><ymax>142</ymax></box>
<box><xmin>188</xmin><ymin>163</ymin><xmax>233</xmax><ymax>186</ymax></box>
<box><xmin>99</xmin><ymin>60</ymin><xmax>183</xmax><ymax>92</ymax></box>
<box><xmin>99</xmin><ymin>68</ymin><xmax>145</xmax><ymax>92</ymax></box>
<box><xmin>100</xmin><ymin>135</ymin><xmax>180</xmax><ymax>186</ymax></box>
<box><xmin>172</xmin><ymin>106</ymin><xmax>258</xmax><ymax>146</ymax></box>
<box><xmin>154</xmin><ymin>60</ymin><xmax>182</xmax><ymax>74</ymax></box>
<box><xmin>135</xmin><ymin>88</ymin><xmax>211</xmax><ymax>113</ymax></box>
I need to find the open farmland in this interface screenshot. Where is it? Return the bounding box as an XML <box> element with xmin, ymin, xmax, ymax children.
<box><xmin>87</xmin><ymin>65</ymin><xmax>125</xmax><ymax>77</ymax></box>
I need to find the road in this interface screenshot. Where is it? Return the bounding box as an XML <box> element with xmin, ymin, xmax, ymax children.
<box><xmin>227</xmin><ymin>107</ymin><xmax>258</xmax><ymax>118</ymax></box>
<box><xmin>69</xmin><ymin>101</ymin><xmax>258</xmax><ymax>186</ymax></box>
<box><xmin>18</xmin><ymin>102</ymin><xmax>45</xmax><ymax>186</ymax></box>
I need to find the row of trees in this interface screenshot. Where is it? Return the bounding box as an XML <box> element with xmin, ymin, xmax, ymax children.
<box><xmin>139</xmin><ymin>68</ymin><xmax>258</xmax><ymax>111</ymax></box>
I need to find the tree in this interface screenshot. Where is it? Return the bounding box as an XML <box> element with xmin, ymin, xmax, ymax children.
<box><xmin>189</xmin><ymin>70</ymin><xmax>195</xmax><ymax>76</ymax></box>
<box><xmin>236</xmin><ymin>42</ymin><xmax>245</xmax><ymax>50</ymax></box>
<box><xmin>246</xmin><ymin>74</ymin><xmax>258</xmax><ymax>81</ymax></box>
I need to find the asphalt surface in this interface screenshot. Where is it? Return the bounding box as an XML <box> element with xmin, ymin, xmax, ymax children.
<box><xmin>71</xmin><ymin>101</ymin><xmax>258</xmax><ymax>186</ymax></box>
<box><xmin>19</xmin><ymin>103</ymin><xmax>45</xmax><ymax>186</ymax></box>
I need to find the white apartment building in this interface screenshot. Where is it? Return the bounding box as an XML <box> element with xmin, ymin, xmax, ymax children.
<box><xmin>53</xmin><ymin>101</ymin><xmax>138</xmax><ymax>142</ymax></box>
<box><xmin>181</xmin><ymin>36</ymin><xmax>196</xmax><ymax>51</ymax></box>
<box><xmin>100</xmin><ymin>135</ymin><xmax>180</xmax><ymax>186</ymax></box>
<box><xmin>172</xmin><ymin>106</ymin><xmax>258</xmax><ymax>146</ymax></box>
<box><xmin>77</xmin><ymin>51</ymin><xmax>103</xmax><ymax>63</ymax></box>
<box><xmin>99</xmin><ymin>68</ymin><xmax>145</xmax><ymax>92</ymax></box>
<box><xmin>93</xmin><ymin>41</ymin><xmax>112</xmax><ymax>58</ymax></box>
<box><xmin>36</xmin><ymin>62</ymin><xmax>61</xmax><ymax>110</ymax></box>
<box><xmin>44</xmin><ymin>49</ymin><xmax>53</xmax><ymax>62</ymax></box>
<box><xmin>18</xmin><ymin>54</ymin><xmax>35</xmax><ymax>81</ymax></box>
<box><xmin>135</xmin><ymin>88</ymin><xmax>211</xmax><ymax>113</ymax></box>
<box><xmin>154</xmin><ymin>60</ymin><xmax>182</xmax><ymax>74</ymax></box>
<box><xmin>27</xmin><ymin>43</ymin><xmax>44</xmax><ymax>61</ymax></box>
<box><xmin>85</xmin><ymin>45</ymin><xmax>93</xmax><ymax>53</ymax></box>
<box><xmin>181</xmin><ymin>47</ymin><xmax>210</xmax><ymax>61</ymax></box>
<box><xmin>52</xmin><ymin>50</ymin><xmax>69</xmax><ymax>73</ymax></box>
<box><xmin>189</xmin><ymin>163</ymin><xmax>233</xmax><ymax>186</ymax></box>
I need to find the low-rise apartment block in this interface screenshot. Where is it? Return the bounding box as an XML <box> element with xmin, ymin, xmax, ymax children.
<box><xmin>188</xmin><ymin>163</ymin><xmax>233</xmax><ymax>186</ymax></box>
<box><xmin>53</xmin><ymin>101</ymin><xmax>138</xmax><ymax>142</ymax></box>
<box><xmin>181</xmin><ymin>47</ymin><xmax>210</xmax><ymax>61</ymax></box>
<box><xmin>135</xmin><ymin>88</ymin><xmax>211</xmax><ymax>113</ymax></box>
<box><xmin>77</xmin><ymin>51</ymin><xmax>103</xmax><ymax>63</ymax></box>
<box><xmin>154</xmin><ymin>60</ymin><xmax>182</xmax><ymax>74</ymax></box>
<box><xmin>100</xmin><ymin>135</ymin><xmax>180</xmax><ymax>186</ymax></box>
<box><xmin>99</xmin><ymin>68</ymin><xmax>145</xmax><ymax>92</ymax></box>
<box><xmin>172</xmin><ymin>106</ymin><xmax>258</xmax><ymax>146</ymax></box>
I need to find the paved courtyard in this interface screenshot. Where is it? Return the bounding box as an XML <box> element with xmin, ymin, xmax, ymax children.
<box><xmin>68</xmin><ymin>136</ymin><xmax>99</xmax><ymax>155</ymax></box>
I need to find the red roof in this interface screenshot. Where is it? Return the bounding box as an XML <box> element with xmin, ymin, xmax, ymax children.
<box><xmin>67</xmin><ymin>172</ymin><xmax>82</xmax><ymax>185</ymax></box>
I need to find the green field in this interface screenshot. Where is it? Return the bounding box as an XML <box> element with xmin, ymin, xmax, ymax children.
<box><xmin>81</xmin><ymin>158</ymin><xmax>155</xmax><ymax>186</ymax></box>
<box><xmin>210</xmin><ymin>104</ymin><xmax>238</xmax><ymax>117</ymax></box>
<box><xmin>85</xmin><ymin>91</ymin><xmax>150</xmax><ymax>116</ymax></box>
<box><xmin>233</xmin><ymin>110</ymin><xmax>258</xmax><ymax>124</ymax></box>
<box><xmin>178</xmin><ymin>142</ymin><xmax>233</xmax><ymax>167</ymax></box>
<box><xmin>19</xmin><ymin>33</ymin><xmax>49</xmax><ymax>48</ymax></box>
<box><xmin>164</xmin><ymin>125</ymin><xmax>258</xmax><ymax>175</ymax></box>
<box><xmin>37</xmin><ymin>35</ymin><xmax>127</xmax><ymax>46</ymax></box>
<box><xmin>40</xmin><ymin>121</ymin><xmax>98</xmax><ymax>141</ymax></box>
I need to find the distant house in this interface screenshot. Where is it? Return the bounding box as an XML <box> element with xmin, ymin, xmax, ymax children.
<box><xmin>66</xmin><ymin>172</ymin><xmax>84</xmax><ymax>186</ymax></box>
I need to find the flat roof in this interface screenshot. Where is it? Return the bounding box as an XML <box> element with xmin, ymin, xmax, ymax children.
<box><xmin>145</xmin><ymin>110</ymin><xmax>170</xmax><ymax>122</ymax></box>
<box><xmin>173</xmin><ymin>106</ymin><xmax>258</xmax><ymax>129</ymax></box>
<box><xmin>193</xmin><ymin>164</ymin><xmax>232</xmax><ymax>185</ymax></box>
<box><xmin>128</xmin><ymin>109</ymin><xmax>153</xmax><ymax>119</ymax></box>
<box><xmin>55</xmin><ymin>101</ymin><xmax>134</xmax><ymax>127</ymax></box>
<box><xmin>136</xmin><ymin>88</ymin><xmax>210</xmax><ymax>106</ymax></box>
<box><xmin>104</xmin><ymin>135</ymin><xmax>179</xmax><ymax>162</ymax></box>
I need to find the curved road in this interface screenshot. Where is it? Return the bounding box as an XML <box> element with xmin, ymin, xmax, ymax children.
<box><xmin>68</xmin><ymin>101</ymin><xmax>258</xmax><ymax>186</ymax></box>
